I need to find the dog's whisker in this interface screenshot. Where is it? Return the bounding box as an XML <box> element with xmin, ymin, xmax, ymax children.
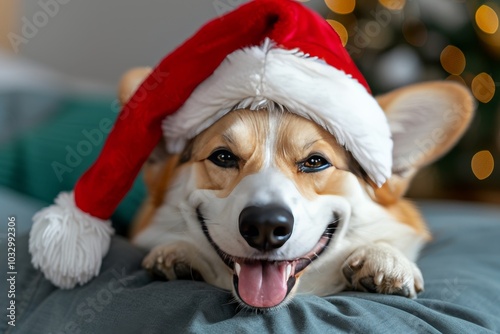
<box><xmin>226</xmin><ymin>296</ymin><xmax>242</xmax><ymax>309</ymax></box>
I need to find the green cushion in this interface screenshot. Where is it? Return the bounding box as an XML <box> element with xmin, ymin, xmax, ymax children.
<box><xmin>0</xmin><ymin>94</ymin><xmax>146</xmax><ymax>234</ymax></box>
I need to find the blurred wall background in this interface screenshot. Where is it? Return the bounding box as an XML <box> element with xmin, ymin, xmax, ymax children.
<box><xmin>1</xmin><ymin>0</ymin><xmax>499</xmax><ymax>203</ymax></box>
<box><xmin>9</xmin><ymin>0</ymin><xmax>327</xmax><ymax>86</ymax></box>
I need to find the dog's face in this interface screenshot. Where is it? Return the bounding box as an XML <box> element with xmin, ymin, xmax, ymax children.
<box><xmin>126</xmin><ymin>67</ymin><xmax>475</xmax><ymax>310</ymax></box>
<box><xmin>185</xmin><ymin>109</ymin><xmax>356</xmax><ymax>308</ymax></box>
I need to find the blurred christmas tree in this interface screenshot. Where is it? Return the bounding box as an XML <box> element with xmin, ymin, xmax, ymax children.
<box><xmin>323</xmin><ymin>0</ymin><xmax>500</xmax><ymax>203</ymax></box>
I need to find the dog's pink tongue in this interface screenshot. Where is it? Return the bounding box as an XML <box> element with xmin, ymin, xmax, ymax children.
<box><xmin>237</xmin><ymin>261</ymin><xmax>288</xmax><ymax>308</ymax></box>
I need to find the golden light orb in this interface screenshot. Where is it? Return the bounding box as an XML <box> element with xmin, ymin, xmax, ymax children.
<box><xmin>471</xmin><ymin>150</ymin><xmax>495</xmax><ymax>180</ymax></box>
<box><xmin>476</xmin><ymin>4</ymin><xmax>499</xmax><ymax>34</ymax></box>
<box><xmin>327</xmin><ymin>19</ymin><xmax>349</xmax><ymax>46</ymax></box>
<box><xmin>402</xmin><ymin>20</ymin><xmax>428</xmax><ymax>47</ymax></box>
<box><xmin>446</xmin><ymin>75</ymin><xmax>466</xmax><ymax>86</ymax></box>
<box><xmin>471</xmin><ymin>72</ymin><xmax>496</xmax><ymax>103</ymax></box>
<box><xmin>440</xmin><ymin>45</ymin><xmax>466</xmax><ymax>76</ymax></box>
<box><xmin>325</xmin><ymin>0</ymin><xmax>356</xmax><ymax>14</ymax></box>
<box><xmin>379</xmin><ymin>0</ymin><xmax>406</xmax><ymax>11</ymax></box>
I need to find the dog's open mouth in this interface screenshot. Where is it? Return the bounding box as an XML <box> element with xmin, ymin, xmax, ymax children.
<box><xmin>197</xmin><ymin>209</ymin><xmax>337</xmax><ymax>309</ymax></box>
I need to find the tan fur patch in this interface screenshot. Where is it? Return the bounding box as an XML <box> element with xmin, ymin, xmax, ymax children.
<box><xmin>190</xmin><ymin>109</ymin><xmax>269</xmax><ymax>197</ymax></box>
<box><xmin>130</xmin><ymin>155</ymin><xmax>180</xmax><ymax>238</ymax></box>
<box><xmin>387</xmin><ymin>200</ymin><xmax>431</xmax><ymax>240</ymax></box>
<box><xmin>273</xmin><ymin>113</ymin><xmax>352</xmax><ymax>200</ymax></box>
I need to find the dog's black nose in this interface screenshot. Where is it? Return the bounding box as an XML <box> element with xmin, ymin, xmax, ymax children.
<box><xmin>239</xmin><ymin>205</ymin><xmax>294</xmax><ymax>251</ymax></box>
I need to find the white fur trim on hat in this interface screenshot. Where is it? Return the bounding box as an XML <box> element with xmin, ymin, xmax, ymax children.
<box><xmin>163</xmin><ymin>39</ymin><xmax>392</xmax><ymax>186</ymax></box>
<box><xmin>29</xmin><ymin>192</ymin><xmax>114</xmax><ymax>289</ymax></box>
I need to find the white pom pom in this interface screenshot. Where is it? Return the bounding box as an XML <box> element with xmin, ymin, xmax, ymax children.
<box><xmin>29</xmin><ymin>192</ymin><xmax>114</xmax><ymax>289</ymax></box>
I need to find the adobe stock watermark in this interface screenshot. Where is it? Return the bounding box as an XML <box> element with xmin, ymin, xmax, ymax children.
<box><xmin>8</xmin><ymin>0</ymin><xmax>73</xmax><ymax>53</ymax></box>
<box><xmin>430</xmin><ymin>276</ymin><xmax>468</xmax><ymax>314</ymax></box>
<box><xmin>346</xmin><ymin>1</ymin><xmax>403</xmax><ymax>57</ymax></box>
<box><xmin>51</xmin><ymin>69</ymin><xmax>169</xmax><ymax>182</ymax></box>
<box><xmin>48</xmin><ymin>267</ymin><xmax>136</xmax><ymax>334</ymax></box>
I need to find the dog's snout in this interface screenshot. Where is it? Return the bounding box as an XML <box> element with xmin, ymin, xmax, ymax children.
<box><xmin>238</xmin><ymin>205</ymin><xmax>294</xmax><ymax>251</ymax></box>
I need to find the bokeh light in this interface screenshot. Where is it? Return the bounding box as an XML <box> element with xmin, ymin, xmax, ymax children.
<box><xmin>446</xmin><ymin>75</ymin><xmax>466</xmax><ymax>86</ymax></box>
<box><xmin>476</xmin><ymin>4</ymin><xmax>499</xmax><ymax>34</ymax></box>
<box><xmin>327</xmin><ymin>20</ymin><xmax>348</xmax><ymax>46</ymax></box>
<box><xmin>471</xmin><ymin>150</ymin><xmax>495</xmax><ymax>180</ymax></box>
<box><xmin>379</xmin><ymin>0</ymin><xmax>405</xmax><ymax>11</ymax></box>
<box><xmin>440</xmin><ymin>45</ymin><xmax>466</xmax><ymax>75</ymax></box>
<box><xmin>403</xmin><ymin>20</ymin><xmax>428</xmax><ymax>47</ymax></box>
<box><xmin>325</xmin><ymin>0</ymin><xmax>356</xmax><ymax>14</ymax></box>
<box><xmin>471</xmin><ymin>72</ymin><xmax>496</xmax><ymax>103</ymax></box>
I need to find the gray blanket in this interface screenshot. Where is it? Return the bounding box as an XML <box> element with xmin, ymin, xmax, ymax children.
<box><xmin>1</xmin><ymin>201</ymin><xmax>499</xmax><ymax>333</ymax></box>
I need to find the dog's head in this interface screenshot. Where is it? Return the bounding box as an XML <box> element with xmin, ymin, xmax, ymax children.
<box><xmin>125</xmin><ymin>69</ymin><xmax>474</xmax><ymax>309</ymax></box>
<box><xmin>176</xmin><ymin>108</ymin><xmax>353</xmax><ymax>308</ymax></box>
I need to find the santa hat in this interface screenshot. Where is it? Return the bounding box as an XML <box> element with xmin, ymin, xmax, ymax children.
<box><xmin>30</xmin><ymin>0</ymin><xmax>392</xmax><ymax>289</ymax></box>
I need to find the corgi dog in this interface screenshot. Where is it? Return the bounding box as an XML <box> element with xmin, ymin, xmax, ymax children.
<box><xmin>124</xmin><ymin>68</ymin><xmax>474</xmax><ymax>309</ymax></box>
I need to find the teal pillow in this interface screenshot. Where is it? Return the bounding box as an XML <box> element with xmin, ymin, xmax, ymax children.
<box><xmin>0</xmin><ymin>93</ymin><xmax>146</xmax><ymax>234</ymax></box>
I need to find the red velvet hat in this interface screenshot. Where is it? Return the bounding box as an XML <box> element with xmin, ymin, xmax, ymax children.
<box><xmin>30</xmin><ymin>0</ymin><xmax>392</xmax><ymax>288</ymax></box>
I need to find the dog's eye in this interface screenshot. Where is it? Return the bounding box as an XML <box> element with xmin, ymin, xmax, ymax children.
<box><xmin>298</xmin><ymin>155</ymin><xmax>332</xmax><ymax>173</ymax></box>
<box><xmin>208</xmin><ymin>149</ymin><xmax>239</xmax><ymax>169</ymax></box>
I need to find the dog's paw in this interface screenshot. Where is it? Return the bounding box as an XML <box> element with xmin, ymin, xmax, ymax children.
<box><xmin>341</xmin><ymin>244</ymin><xmax>424</xmax><ymax>298</ymax></box>
<box><xmin>142</xmin><ymin>242</ymin><xmax>202</xmax><ymax>281</ymax></box>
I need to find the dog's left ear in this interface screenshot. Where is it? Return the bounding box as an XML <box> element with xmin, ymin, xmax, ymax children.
<box><xmin>370</xmin><ymin>81</ymin><xmax>475</xmax><ymax>204</ymax></box>
<box><xmin>119</xmin><ymin>67</ymin><xmax>153</xmax><ymax>105</ymax></box>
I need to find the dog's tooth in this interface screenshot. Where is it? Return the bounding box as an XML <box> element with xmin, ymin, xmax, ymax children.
<box><xmin>286</xmin><ymin>264</ymin><xmax>292</xmax><ymax>278</ymax></box>
<box><xmin>235</xmin><ymin>262</ymin><xmax>241</xmax><ymax>277</ymax></box>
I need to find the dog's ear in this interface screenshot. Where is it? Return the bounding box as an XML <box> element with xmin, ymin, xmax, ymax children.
<box><xmin>370</xmin><ymin>81</ymin><xmax>475</xmax><ymax>204</ymax></box>
<box><xmin>118</xmin><ymin>67</ymin><xmax>153</xmax><ymax>105</ymax></box>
